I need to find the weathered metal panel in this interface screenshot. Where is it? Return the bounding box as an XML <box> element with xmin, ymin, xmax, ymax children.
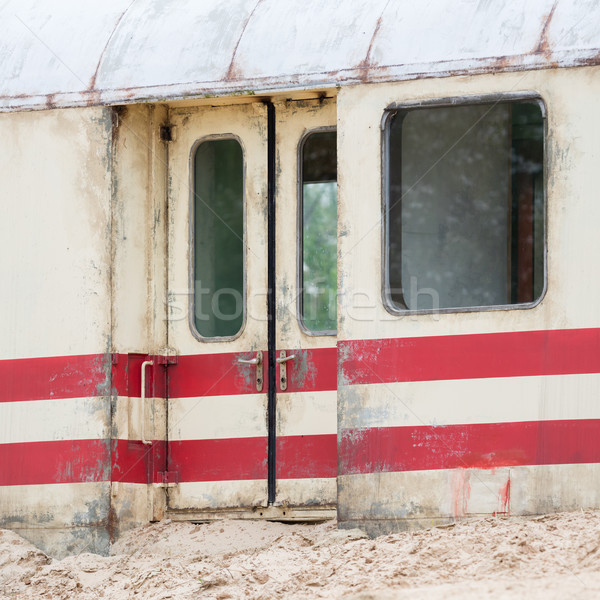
<box><xmin>166</xmin><ymin>102</ymin><xmax>270</xmax><ymax>510</ymax></box>
<box><xmin>336</xmin><ymin>65</ymin><xmax>600</xmax><ymax>533</ymax></box>
<box><xmin>0</xmin><ymin>106</ymin><xmax>114</xmax><ymax>551</ymax></box>
<box><xmin>0</xmin><ymin>107</ymin><xmax>113</xmax><ymax>359</ymax></box>
<box><xmin>0</xmin><ymin>105</ymin><xmax>162</xmax><ymax>556</ymax></box>
<box><xmin>1</xmin><ymin>1</ymin><xmax>600</xmax><ymax>111</ymax></box>
<box><xmin>273</xmin><ymin>98</ymin><xmax>338</xmax><ymax>506</ymax></box>
<box><xmin>108</xmin><ymin>102</ymin><xmax>170</xmax><ymax>536</ymax></box>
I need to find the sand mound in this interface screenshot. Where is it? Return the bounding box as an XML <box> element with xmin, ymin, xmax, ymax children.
<box><xmin>2</xmin><ymin>511</ymin><xmax>600</xmax><ymax>598</ymax></box>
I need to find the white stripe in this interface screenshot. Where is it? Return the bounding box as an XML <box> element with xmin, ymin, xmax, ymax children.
<box><xmin>169</xmin><ymin>394</ymin><xmax>268</xmax><ymax>441</ymax></box>
<box><xmin>0</xmin><ymin>397</ymin><xmax>107</xmax><ymax>444</ymax></box>
<box><xmin>0</xmin><ymin>482</ymin><xmax>107</xmax><ymax>526</ymax></box>
<box><xmin>277</xmin><ymin>477</ymin><xmax>336</xmax><ymax>505</ymax></box>
<box><xmin>340</xmin><ymin>373</ymin><xmax>600</xmax><ymax>429</ymax></box>
<box><xmin>339</xmin><ymin>463</ymin><xmax>600</xmax><ymax>521</ymax></box>
<box><xmin>170</xmin><ymin>480</ymin><xmax>268</xmax><ymax>510</ymax></box>
<box><xmin>276</xmin><ymin>391</ymin><xmax>336</xmax><ymax>437</ymax></box>
<box><xmin>113</xmin><ymin>396</ymin><xmax>167</xmax><ymax>441</ymax></box>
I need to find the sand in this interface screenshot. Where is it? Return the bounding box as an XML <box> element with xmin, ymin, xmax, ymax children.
<box><xmin>2</xmin><ymin>510</ymin><xmax>600</xmax><ymax>599</ymax></box>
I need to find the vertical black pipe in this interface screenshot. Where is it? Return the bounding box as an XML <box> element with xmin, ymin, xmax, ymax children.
<box><xmin>266</xmin><ymin>101</ymin><xmax>276</xmax><ymax>504</ymax></box>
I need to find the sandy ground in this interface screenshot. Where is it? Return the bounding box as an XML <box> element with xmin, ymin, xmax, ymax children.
<box><xmin>2</xmin><ymin>511</ymin><xmax>600</xmax><ymax>599</ymax></box>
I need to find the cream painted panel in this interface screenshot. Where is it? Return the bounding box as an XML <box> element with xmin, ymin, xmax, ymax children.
<box><xmin>112</xmin><ymin>104</ymin><xmax>168</xmax><ymax>356</ymax></box>
<box><xmin>0</xmin><ymin>482</ymin><xmax>109</xmax><ymax>528</ymax></box>
<box><xmin>168</xmin><ymin>101</ymin><xmax>268</xmax><ymax>355</ymax></box>
<box><xmin>275</xmin><ymin>97</ymin><xmax>337</xmax><ymax>350</ymax></box>
<box><xmin>276</xmin><ymin>391</ymin><xmax>336</xmax><ymax>437</ymax></box>
<box><xmin>0</xmin><ymin>397</ymin><xmax>108</xmax><ymax>444</ymax></box>
<box><xmin>169</xmin><ymin>394</ymin><xmax>267</xmax><ymax>441</ymax></box>
<box><xmin>337</xmin><ymin>67</ymin><xmax>600</xmax><ymax>343</ymax></box>
<box><xmin>276</xmin><ymin>478</ymin><xmax>336</xmax><ymax>506</ymax></box>
<box><xmin>0</xmin><ymin>107</ymin><xmax>112</xmax><ymax>359</ymax></box>
<box><xmin>113</xmin><ymin>396</ymin><xmax>167</xmax><ymax>442</ymax></box>
<box><xmin>339</xmin><ymin>463</ymin><xmax>600</xmax><ymax>527</ymax></box>
<box><xmin>170</xmin><ymin>480</ymin><xmax>268</xmax><ymax>510</ymax></box>
<box><xmin>340</xmin><ymin>374</ymin><xmax>600</xmax><ymax>430</ymax></box>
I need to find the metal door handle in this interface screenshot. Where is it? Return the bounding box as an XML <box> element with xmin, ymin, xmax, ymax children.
<box><xmin>275</xmin><ymin>354</ymin><xmax>295</xmax><ymax>364</ymax></box>
<box><xmin>141</xmin><ymin>360</ymin><xmax>154</xmax><ymax>445</ymax></box>
<box><xmin>238</xmin><ymin>356</ymin><xmax>262</xmax><ymax>365</ymax></box>
<box><xmin>237</xmin><ymin>351</ymin><xmax>263</xmax><ymax>392</ymax></box>
<box><xmin>277</xmin><ymin>351</ymin><xmax>295</xmax><ymax>391</ymax></box>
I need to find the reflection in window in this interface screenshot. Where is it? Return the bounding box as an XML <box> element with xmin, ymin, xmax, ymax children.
<box><xmin>193</xmin><ymin>139</ymin><xmax>244</xmax><ymax>338</ymax></box>
<box><xmin>301</xmin><ymin>131</ymin><xmax>337</xmax><ymax>333</ymax></box>
<box><xmin>386</xmin><ymin>100</ymin><xmax>545</xmax><ymax>311</ymax></box>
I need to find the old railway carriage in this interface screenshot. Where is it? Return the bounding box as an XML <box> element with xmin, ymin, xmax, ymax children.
<box><xmin>1</xmin><ymin>0</ymin><xmax>600</xmax><ymax>556</ymax></box>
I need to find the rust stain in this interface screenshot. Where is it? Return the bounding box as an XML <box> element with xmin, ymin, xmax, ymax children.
<box><xmin>45</xmin><ymin>93</ymin><xmax>56</xmax><ymax>109</ymax></box>
<box><xmin>106</xmin><ymin>501</ymin><xmax>118</xmax><ymax>544</ymax></box>
<box><xmin>451</xmin><ymin>469</ymin><xmax>471</xmax><ymax>518</ymax></box>
<box><xmin>356</xmin><ymin>15</ymin><xmax>385</xmax><ymax>82</ymax></box>
<box><xmin>88</xmin><ymin>1</ymin><xmax>136</xmax><ymax>91</ymax></box>
<box><xmin>86</xmin><ymin>89</ymin><xmax>102</xmax><ymax>107</ymax></box>
<box><xmin>226</xmin><ymin>0</ymin><xmax>264</xmax><ymax>81</ymax></box>
<box><xmin>535</xmin><ymin>1</ymin><xmax>558</xmax><ymax>58</ymax></box>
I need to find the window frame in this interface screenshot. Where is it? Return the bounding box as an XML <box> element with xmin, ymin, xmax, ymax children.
<box><xmin>381</xmin><ymin>92</ymin><xmax>548</xmax><ymax>316</ymax></box>
<box><xmin>188</xmin><ymin>133</ymin><xmax>247</xmax><ymax>342</ymax></box>
<box><xmin>297</xmin><ymin>126</ymin><xmax>338</xmax><ymax>336</ymax></box>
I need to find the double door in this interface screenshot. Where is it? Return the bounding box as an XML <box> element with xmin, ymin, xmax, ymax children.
<box><xmin>165</xmin><ymin>98</ymin><xmax>337</xmax><ymax>513</ymax></box>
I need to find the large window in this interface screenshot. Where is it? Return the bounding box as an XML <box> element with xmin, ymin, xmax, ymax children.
<box><xmin>193</xmin><ymin>138</ymin><xmax>244</xmax><ymax>338</ymax></box>
<box><xmin>385</xmin><ymin>98</ymin><xmax>545</xmax><ymax>312</ymax></box>
<box><xmin>300</xmin><ymin>130</ymin><xmax>337</xmax><ymax>333</ymax></box>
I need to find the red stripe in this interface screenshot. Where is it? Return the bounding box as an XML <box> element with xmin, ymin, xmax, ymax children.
<box><xmin>339</xmin><ymin>420</ymin><xmax>600</xmax><ymax>475</ymax></box>
<box><xmin>280</xmin><ymin>347</ymin><xmax>337</xmax><ymax>393</ymax></box>
<box><xmin>0</xmin><ymin>438</ymin><xmax>168</xmax><ymax>486</ymax></box>
<box><xmin>169</xmin><ymin>347</ymin><xmax>337</xmax><ymax>398</ymax></box>
<box><xmin>276</xmin><ymin>434</ymin><xmax>337</xmax><ymax>479</ymax></box>
<box><xmin>168</xmin><ymin>352</ymin><xmax>267</xmax><ymax>398</ymax></box>
<box><xmin>168</xmin><ymin>437</ymin><xmax>268</xmax><ymax>482</ymax></box>
<box><xmin>0</xmin><ymin>439</ymin><xmax>109</xmax><ymax>486</ymax></box>
<box><xmin>0</xmin><ymin>354</ymin><xmax>108</xmax><ymax>403</ymax></box>
<box><xmin>111</xmin><ymin>353</ymin><xmax>167</xmax><ymax>399</ymax></box>
<box><xmin>111</xmin><ymin>439</ymin><xmax>167</xmax><ymax>484</ymax></box>
<box><xmin>340</xmin><ymin>329</ymin><xmax>600</xmax><ymax>385</ymax></box>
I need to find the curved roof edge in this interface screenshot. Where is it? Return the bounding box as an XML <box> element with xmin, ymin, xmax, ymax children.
<box><xmin>1</xmin><ymin>0</ymin><xmax>599</xmax><ymax>113</ymax></box>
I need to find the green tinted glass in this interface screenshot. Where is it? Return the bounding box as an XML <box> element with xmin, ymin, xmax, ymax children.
<box><xmin>301</xmin><ymin>131</ymin><xmax>337</xmax><ymax>333</ymax></box>
<box><xmin>193</xmin><ymin>139</ymin><xmax>244</xmax><ymax>338</ymax></box>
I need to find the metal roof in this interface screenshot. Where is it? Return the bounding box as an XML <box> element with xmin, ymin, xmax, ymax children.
<box><xmin>1</xmin><ymin>0</ymin><xmax>599</xmax><ymax>112</ymax></box>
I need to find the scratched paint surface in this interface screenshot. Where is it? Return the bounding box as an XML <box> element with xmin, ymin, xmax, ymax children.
<box><xmin>1</xmin><ymin>1</ymin><xmax>600</xmax><ymax>110</ymax></box>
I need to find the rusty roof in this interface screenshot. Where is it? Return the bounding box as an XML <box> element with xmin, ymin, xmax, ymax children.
<box><xmin>1</xmin><ymin>0</ymin><xmax>599</xmax><ymax>112</ymax></box>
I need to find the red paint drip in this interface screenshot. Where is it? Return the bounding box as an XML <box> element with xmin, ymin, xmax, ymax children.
<box><xmin>499</xmin><ymin>474</ymin><xmax>511</xmax><ymax>514</ymax></box>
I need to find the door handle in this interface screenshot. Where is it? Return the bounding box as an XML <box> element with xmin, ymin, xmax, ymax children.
<box><xmin>237</xmin><ymin>351</ymin><xmax>263</xmax><ymax>392</ymax></box>
<box><xmin>238</xmin><ymin>356</ymin><xmax>261</xmax><ymax>365</ymax></box>
<box><xmin>276</xmin><ymin>351</ymin><xmax>295</xmax><ymax>391</ymax></box>
<box><xmin>275</xmin><ymin>354</ymin><xmax>295</xmax><ymax>364</ymax></box>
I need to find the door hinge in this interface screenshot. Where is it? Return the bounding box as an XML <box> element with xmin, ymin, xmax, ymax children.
<box><xmin>157</xmin><ymin>353</ymin><xmax>178</xmax><ymax>365</ymax></box>
<box><xmin>157</xmin><ymin>471</ymin><xmax>179</xmax><ymax>487</ymax></box>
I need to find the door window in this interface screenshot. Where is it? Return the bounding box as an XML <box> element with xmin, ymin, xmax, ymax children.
<box><xmin>299</xmin><ymin>130</ymin><xmax>337</xmax><ymax>333</ymax></box>
<box><xmin>192</xmin><ymin>137</ymin><xmax>245</xmax><ymax>338</ymax></box>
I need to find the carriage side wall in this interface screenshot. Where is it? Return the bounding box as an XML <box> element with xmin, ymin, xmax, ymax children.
<box><xmin>0</xmin><ymin>106</ymin><xmax>114</xmax><ymax>557</ymax></box>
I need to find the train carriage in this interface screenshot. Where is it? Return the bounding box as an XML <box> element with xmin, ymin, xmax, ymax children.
<box><xmin>1</xmin><ymin>0</ymin><xmax>600</xmax><ymax>556</ymax></box>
